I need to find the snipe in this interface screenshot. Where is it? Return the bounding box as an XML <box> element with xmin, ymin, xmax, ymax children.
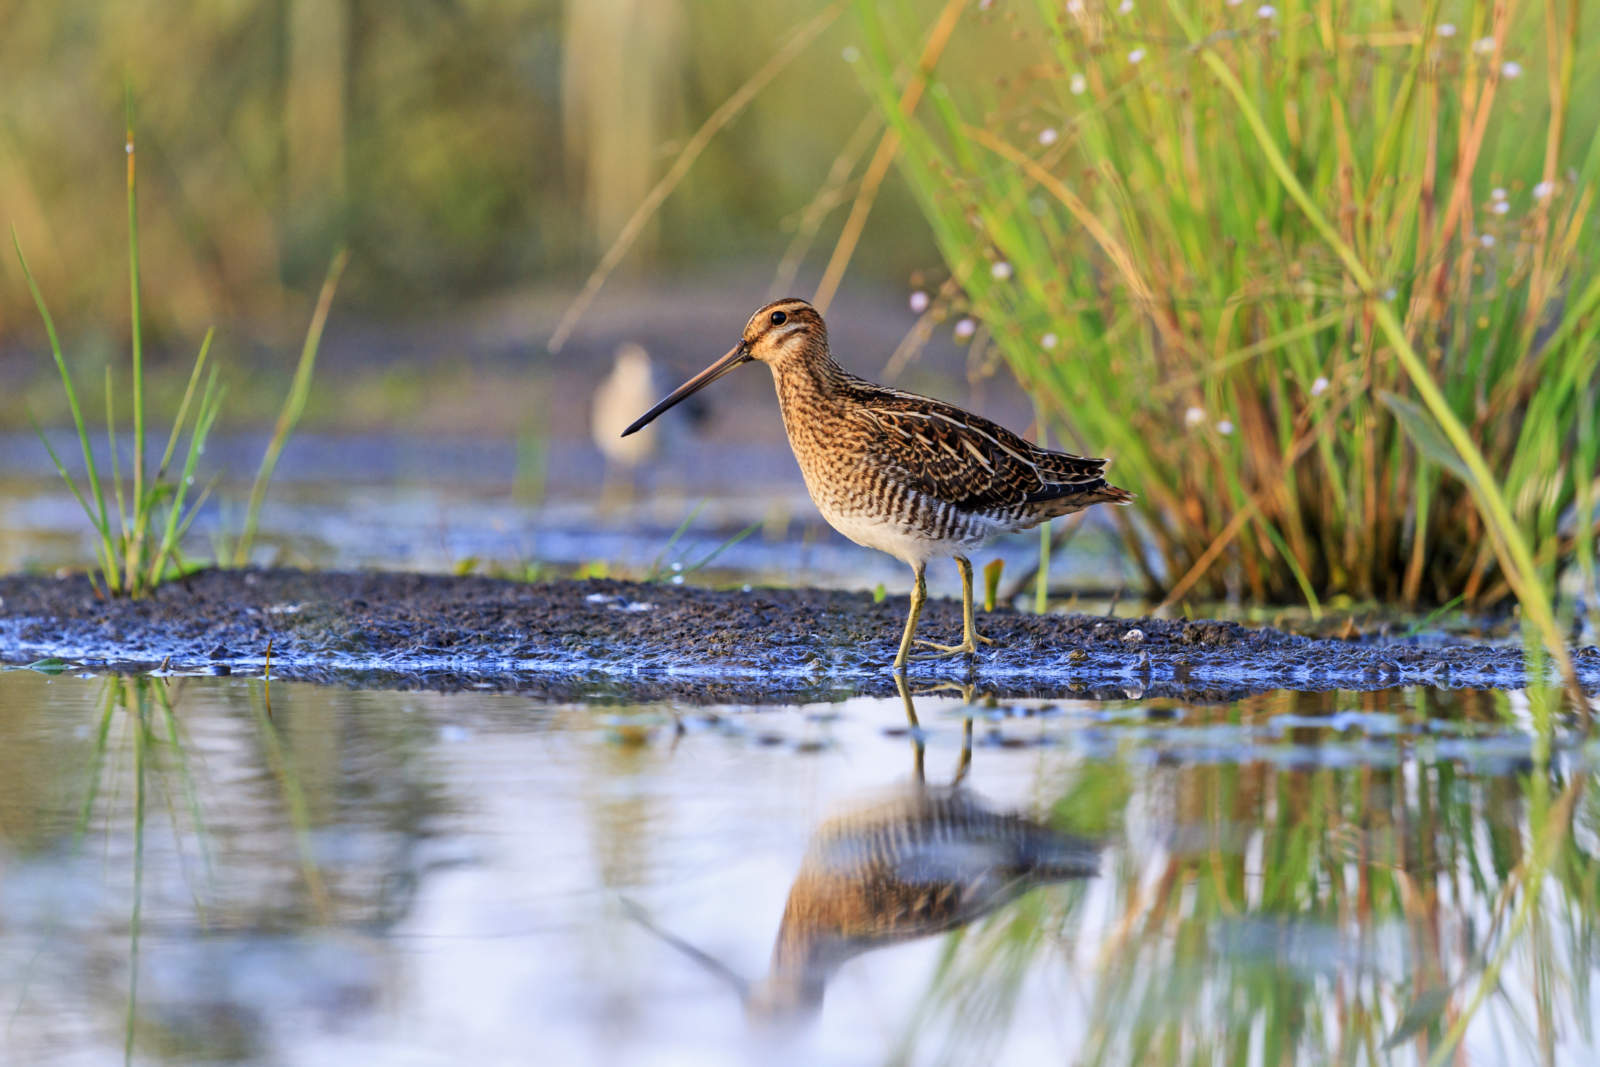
<box><xmin>623</xmin><ymin>297</ymin><xmax>1133</xmax><ymax>670</ymax></box>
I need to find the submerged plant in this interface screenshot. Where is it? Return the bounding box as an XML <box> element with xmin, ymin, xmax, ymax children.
<box><xmin>855</xmin><ymin>2</ymin><xmax>1599</xmax><ymax>665</ymax></box>
<box><xmin>14</xmin><ymin>99</ymin><xmax>344</xmax><ymax>595</ymax></box>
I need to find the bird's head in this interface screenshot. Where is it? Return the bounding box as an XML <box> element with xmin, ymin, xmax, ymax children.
<box><xmin>738</xmin><ymin>297</ymin><xmax>828</xmax><ymax>368</ymax></box>
<box><xmin>621</xmin><ymin>298</ymin><xmax>827</xmax><ymax>437</ymax></box>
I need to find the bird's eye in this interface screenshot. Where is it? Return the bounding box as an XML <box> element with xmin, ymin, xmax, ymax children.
<box><xmin>770</xmin><ymin>310</ymin><xmax>788</xmax><ymax>326</ymax></box>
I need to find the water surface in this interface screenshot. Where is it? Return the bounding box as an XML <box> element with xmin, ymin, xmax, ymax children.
<box><xmin>0</xmin><ymin>670</ymin><xmax>1592</xmax><ymax>1065</ymax></box>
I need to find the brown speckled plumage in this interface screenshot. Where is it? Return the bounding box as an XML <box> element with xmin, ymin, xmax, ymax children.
<box><xmin>746</xmin><ymin>783</ymin><xmax>1099</xmax><ymax>1016</ymax></box>
<box><xmin>624</xmin><ymin>297</ymin><xmax>1134</xmax><ymax>668</ymax></box>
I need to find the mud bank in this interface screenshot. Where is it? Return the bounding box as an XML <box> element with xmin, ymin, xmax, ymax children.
<box><xmin>1</xmin><ymin>569</ymin><xmax>1596</xmax><ymax>702</ymax></box>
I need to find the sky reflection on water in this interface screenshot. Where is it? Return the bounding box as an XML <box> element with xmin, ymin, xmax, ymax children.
<box><xmin>0</xmin><ymin>670</ymin><xmax>1593</xmax><ymax>1065</ymax></box>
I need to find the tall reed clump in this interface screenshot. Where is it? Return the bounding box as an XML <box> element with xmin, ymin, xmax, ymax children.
<box><xmin>14</xmin><ymin>101</ymin><xmax>343</xmax><ymax>597</ymax></box>
<box><xmin>855</xmin><ymin>2</ymin><xmax>1600</xmax><ymax>629</ymax></box>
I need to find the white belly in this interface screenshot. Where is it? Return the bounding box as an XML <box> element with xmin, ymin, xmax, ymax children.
<box><xmin>814</xmin><ymin>492</ymin><xmax>999</xmax><ymax>569</ymax></box>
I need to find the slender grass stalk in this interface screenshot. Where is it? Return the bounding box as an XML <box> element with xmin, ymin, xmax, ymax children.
<box><xmin>124</xmin><ymin>679</ymin><xmax>146</xmax><ymax>1067</ymax></box>
<box><xmin>769</xmin><ymin>109</ymin><xmax>882</xmax><ymax>299</ymax></box>
<box><xmin>811</xmin><ymin>0</ymin><xmax>966</xmax><ymax>314</ymax></box>
<box><xmin>548</xmin><ymin>1</ymin><xmax>846</xmax><ymax>352</ymax></box>
<box><xmin>125</xmin><ymin>90</ymin><xmax>146</xmax><ymax>583</ymax></box>
<box><xmin>249</xmin><ymin>684</ymin><xmax>332</xmax><ymax>921</ymax></box>
<box><xmin>13</xmin><ymin>231</ymin><xmax>115</xmax><ymax>590</ymax></box>
<box><xmin>683</xmin><ymin>521</ymin><xmax>762</xmax><ymax>575</ymax></box>
<box><xmin>147</xmin><ymin>364</ymin><xmax>224</xmax><ymax>588</ymax></box>
<box><xmin>1428</xmin><ymin>775</ymin><xmax>1584</xmax><ymax>1064</ymax></box>
<box><xmin>647</xmin><ymin>501</ymin><xmax>706</xmax><ymax>582</ymax></box>
<box><xmin>1033</xmin><ymin>400</ymin><xmax>1051</xmax><ymax>614</ymax></box>
<box><xmin>233</xmin><ymin>248</ymin><xmax>348</xmax><ymax>566</ymax></box>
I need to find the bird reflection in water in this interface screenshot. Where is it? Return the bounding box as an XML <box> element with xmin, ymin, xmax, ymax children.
<box><xmin>627</xmin><ymin>677</ymin><xmax>1100</xmax><ymax>1020</ymax></box>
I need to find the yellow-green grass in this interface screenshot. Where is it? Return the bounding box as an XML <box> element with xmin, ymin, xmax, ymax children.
<box><xmin>855</xmin><ymin>1</ymin><xmax>1598</xmax><ymax>679</ymax></box>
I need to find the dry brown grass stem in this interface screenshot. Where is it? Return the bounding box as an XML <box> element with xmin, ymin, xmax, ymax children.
<box><xmin>547</xmin><ymin>1</ymin><xmax>846</xmax><ymax>353</ymax></box>
<box><xmin>769</xmin><ymin>108</ymin><xmax>882</xmax><ymax>299</ymax></box>
<box><xmin>810</xmin><ymin>0</ymin><xmax>967</xmax><ymax>315</ymax></box>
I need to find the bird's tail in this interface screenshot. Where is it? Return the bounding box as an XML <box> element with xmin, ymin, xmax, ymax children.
<box><xmin>1029</xmin><ymin>480</ymin><xmax>1135</xmax><ymax>520</ymax></box>
<box><xmin>1024</xmin><ymin>444</ymin><xmax>1134</xmax><ymax>513</ymax></box>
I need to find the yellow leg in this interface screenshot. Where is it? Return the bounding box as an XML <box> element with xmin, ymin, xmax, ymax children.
<box><xmin>915</xmin><ymin>556</ymin><xmax>996</xmax><ymax>658</ymax></box>
<box><xmin>952</xmin><ymin>717</ymin><xmax>973</xmax><ymax>786</ymax></box>
<box><xmin>894</xmin><ymin>673</ymin><xmax>926</xmax><ymax>782</ymax></box>
<box><xmin>892</xmin><ymin>562</ymin><xmax>927</xmax><ymax>671</ymax></box>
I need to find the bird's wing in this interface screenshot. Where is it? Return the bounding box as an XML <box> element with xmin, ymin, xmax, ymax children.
<box><xmin>845</xmin><ymin>386</ymin><xmax>1111</xmax><ymax>511</ymax></box>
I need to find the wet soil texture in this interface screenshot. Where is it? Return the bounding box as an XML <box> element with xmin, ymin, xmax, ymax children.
<box><xmin>2</xmin><ymin>569</ymin><xmax>1596</xmax><ymax>703</ymax></box>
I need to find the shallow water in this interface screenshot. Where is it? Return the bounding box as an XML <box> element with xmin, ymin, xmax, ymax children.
<box><xmin>0</xmin><ymin>430</ymin><xmax>1133</xmax><ymax>596</ymax></box>
<box><xmin>0</xmin><ymin>668</ymin><xmax>1594</xmax><ymax>1065</ymax></box>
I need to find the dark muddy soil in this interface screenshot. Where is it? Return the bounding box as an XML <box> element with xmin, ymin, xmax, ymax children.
<box><xmin>1</xmin><ymin>569</ymin><xmax>1596</xmax><ymax>703</ymax></box>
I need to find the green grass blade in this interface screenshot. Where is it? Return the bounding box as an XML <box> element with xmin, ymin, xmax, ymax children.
<box><xmin>648</xmin><ymin>501</ymin><xmax>707</xmax><ymax>582</ymax></box>
<box><xmin>147</xmin><ymin>369</ymin><xmax>224</xmax><ymax>590</ymax></box>
<box><xmin>13</xmin><ymin>229</ymin><xmax>115</xmax><ymax>579</ymax></box>
<box><xmin>125</xmin><ymin>89</ymin><xmax>146</xmax><ymax>536</ymax></box>
<box><xmin>235</xmin><ymin>249</ymin><xmax>348</xmax><ymax>567</ymax></box>
<box><xmin>105</xmin><ymin>364</ymin><xmax>131</xmax><ymax>582</ymax></box>
<box><xmin>684</xmin><ymin>521</ymin><xmax>762</xmax><ymax>576</ymax></box>
<box><xmin>155</xmin><ymin>328</ymin><xmax>214</xmax><ymax>482</ymax></box>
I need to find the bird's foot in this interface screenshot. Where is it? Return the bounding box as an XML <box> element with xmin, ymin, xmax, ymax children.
<box><xmin>912</xmin><ymin>635</ymin><xmax>993</xmax><ymax>659</ymax></box>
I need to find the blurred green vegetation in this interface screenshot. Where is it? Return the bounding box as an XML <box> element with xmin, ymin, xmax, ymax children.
<box><xmin>858</xmin><ymin>0</ymin><xmax>1600</xmax><ymax>617</ymax></box>
<box><xmin>0</xmin><ymin>0</ymin><xmax>933</xmax><ymax>350</ymax></box>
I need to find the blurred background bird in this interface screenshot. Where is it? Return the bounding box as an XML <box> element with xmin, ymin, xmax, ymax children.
<box><xmin>592</xmin><ymin>343</ymin><xmax>662</xmax><ymax>474</ymax></box>
<box><xmin>590</xmin><ymin>342</ymin><xmax>710</xmax><ymax>503</ymax></box>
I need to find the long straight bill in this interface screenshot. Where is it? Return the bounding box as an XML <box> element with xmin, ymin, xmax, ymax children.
<box><xmin>621</xmin><ymin>342</ymin><xmax>750</xmax><ymax>436</ymax></box>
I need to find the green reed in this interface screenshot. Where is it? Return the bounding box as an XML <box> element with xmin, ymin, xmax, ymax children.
<box><xmin>15</xmin><ymin>106</ymin><xmax>344</xmax><ymax>594</ymax></box>
<box><xmin>856</xmin><ymin>1</ymin><xmax>1598</xmax><ymax>670</ymax></box>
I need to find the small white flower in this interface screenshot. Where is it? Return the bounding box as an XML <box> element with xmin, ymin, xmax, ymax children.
<box><xmin>1216</xmin><ymin>419</ymin><xmax>1235</xmax><ymax>435</ymax></box>
<box><xmin>1533</xmin><ymin>180</ymin><xmax>1555</xmax><ymax>199</ymax></box>
<box><xmin>1479</xmin><ymin>233</ymin><xmax>1496</xmax><ymax>247</ymax></box>
<box><xmin>1436</xmin><ymin>23</ymin><xmax>1456</xmax><ymax>38</ymax></box>
<box><xmin>1118</xmin><ymin>0</ymin><xmax>1133</xmax><ymax>13</ymax></box>
<box><xmin>1069</xmin><ymin>72</ymin><xmax>1088</xmax><ymax>95</ymax></box>
<box><xmin>1310</xmin><ymin>376</ymin><xmax>1329</xmax><ymax>396</ymax></box>
<box><xmin>1227</xmin><ymin>0</ymin><xmax>1243</xmax><ymax>6</ymax></box>
<box><xmin>841</xmin><ymin>45</ymin><xmax>860</xmax><ymax>63</ymax></box>
<box><xmin>1066</xmin><ymin>0</ymin><xmax>1084</xmax><ymax>15</ymax></box>
<box><xmin>1501</xmin><ymin>60</ymin><xmax>1523</xmax><ymax>78</ymax></box>
<box><xmin>979</xmin><ymin>0</ymin><xmax>994</xmax><ymax>9</ymax></box>
<box><xmin>1040</xmin><ymin>332</ymin><xmax>1058</xmax><ymax>350</ymax></box>
<box><xmin>1184</xmin><ymin>406</ymin><xmax>1205</xmax><ymax>428</ymax></box>
<box><xmin>954</xmin><ymin>317</ymin><xmax>977</xmax><ymax>340</ymax></box>
<box><xmin>1256</xmin><ymin>4</ymin><xmax>1276</xmax><ymax>18</ymax></box>
<box><xmin>990</xmin><ymin>261</ymin><xmax>1013</xmax><ymax>281</ymax></box>
<box><xmin>908</xmin><ymin>290</ymin><xmax>930</xmax><ymax>313</ymax></box>
<box><xmin>1037</xmin><ymin>126</ymin><xmax>1059</xmax><ymax>146</ymax></box>
<box><xmin>1128</xmin><ymin>47</ymin><xmax>1146</xmax><ymax>64</ymax></box>
<box><xmin>1490</xmin><ymin>200</ymin><xmax>1510</xmax><ymax>215</ymax></box>
<box><xmin>1473</xmin><ymin>36</ymin><xmax>1496</xmax><ymax>56</ymax></box>
<box><xmin>1490</xmin><ymin>186</ymin><xmax>1507</xmax><ymax>201</ymax></box>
